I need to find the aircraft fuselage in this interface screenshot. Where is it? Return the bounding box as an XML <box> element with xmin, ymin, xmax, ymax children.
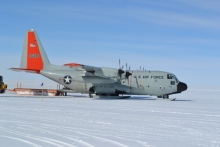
<box><xmin>40</xmin><ymin>65</ymin><xmax>187</xmax><ymax>97</ymax></box>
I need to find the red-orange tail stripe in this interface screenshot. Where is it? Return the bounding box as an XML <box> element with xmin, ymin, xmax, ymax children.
<box><xmin>27</xmin><ymin>32</ymin><xmax>43</xmax><ymax>70</ymax></box>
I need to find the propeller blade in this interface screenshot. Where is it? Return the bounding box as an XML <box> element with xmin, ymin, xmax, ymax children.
<box><xmin>119</xmin><ymin>59</ymin><xmax>121</xmax><ymax>69</ymax></box>
<box><xmin>118</xmin><ymin>69</ymin><xmax>125</xmax><ymax>79</ymax></box>
<box><xmin>126</xmin><ymin>72</ymin><xmax>132</xmax><ymax>77</ymax></box>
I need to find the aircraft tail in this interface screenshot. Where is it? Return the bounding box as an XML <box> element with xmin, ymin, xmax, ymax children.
<box><xmin>11</xmin><ymin>29</ymin><xmax>51</xmax><ymax>73</ymax></box>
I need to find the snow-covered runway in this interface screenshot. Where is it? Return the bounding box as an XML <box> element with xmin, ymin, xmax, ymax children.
<box><xmin>0</xmin><ymin>88</ymin><xmax>219</xmax><ymax>147</ymax></box>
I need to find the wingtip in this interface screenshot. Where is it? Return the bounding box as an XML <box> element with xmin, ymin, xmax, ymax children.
<box><xmin>8</xmin><ymin>67</ymin><xmax>14</xmax><ymax>70</ymax></box>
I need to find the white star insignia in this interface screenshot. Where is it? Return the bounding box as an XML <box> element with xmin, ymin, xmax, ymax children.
<box><xmin>65</xmin><ymin>77</ymin><xmax>70</xmax><ymax>83</ymax></box>
<box><xmin>64</xmin><ymin>76</ymin><xmax>72</xmax><ymax>84</ymax></box>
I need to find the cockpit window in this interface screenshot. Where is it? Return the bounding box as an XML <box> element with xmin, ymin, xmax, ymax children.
<box><xmin>174</xmin><ymin>75</ymin><xmax>179</xmax><ymax>83</ymax></box>
<box><xmin>167</xmin><ymin>74</ymin><xmax>179</xmax><ymax>83</ymax></box>
<box><xmin>167</xmin><ymin>74</ymin><xmax>173</xmax><ymax>79</ymax></box>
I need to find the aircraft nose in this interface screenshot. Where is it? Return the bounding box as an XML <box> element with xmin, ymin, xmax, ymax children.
<box><xmin>177</xmin><ymin>82</ymin><xmax>187</xmax><ymax>92</ymax></box>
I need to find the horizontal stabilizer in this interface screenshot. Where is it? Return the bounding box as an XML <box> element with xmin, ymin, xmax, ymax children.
<box><xmin>9</xmin><ymin>68</ymin><xmax>40</xmax><ymax>74</ymax></box>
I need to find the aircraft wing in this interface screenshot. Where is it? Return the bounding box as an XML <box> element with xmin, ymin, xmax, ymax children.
<box><xmin>63</xmin><ymin>63</ymin><xmax>100</xmax><ymax>72</ymax></box>
<box><xmin>63</xmin><ymin>63</ymin><xmax>118</xmax><ymax>78</ymax></box>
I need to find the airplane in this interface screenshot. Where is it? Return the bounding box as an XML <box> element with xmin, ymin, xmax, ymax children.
<box><xmin>10</xmin><ymin>29</ymin><xmax>187</xmax><ymax>99</ymax></box>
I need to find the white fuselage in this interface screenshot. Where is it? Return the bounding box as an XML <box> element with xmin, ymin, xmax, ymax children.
<box><xmin>40</xmin><ymin>65</ymin><xmax>181</xmax><ymax>96</ymax></box>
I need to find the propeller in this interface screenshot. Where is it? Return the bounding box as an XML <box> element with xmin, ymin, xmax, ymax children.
<box><xmin>118</xmin><ymin>59</ymin><xmax>124</xmax><ymax>79</ymax></box>
<box><xmin>125</xmin><ymin>70</ymin><xmax>132</xmax><ymax>79</ymax></box>
<box><xmin>125</xmin><ymin>63</ymin><xmax>132</xmax><ymax>81</ymax></box>
<box><xmin>117</xmin><ymin>60</ymin><xmax>132</xmax><ymax>81</ymax></box>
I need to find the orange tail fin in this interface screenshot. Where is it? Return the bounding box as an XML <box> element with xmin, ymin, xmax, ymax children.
<box><xmin>21</xmin><ymin>29</ymin><xmax>50</xmax><ymax>70</ymax></box>
<box><xmin>10</xmin><ymin>29</ymin><xmax>51</xmax><ymax>73</ymax></box>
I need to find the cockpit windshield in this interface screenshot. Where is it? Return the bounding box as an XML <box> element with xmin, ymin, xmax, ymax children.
<box><xmin>173</xmin><ymin>75</ymin><xmax>179</xmax><ymax>83</ymax></box>
<box><xmin>167</xmin><ymin>74</ymin><xmax>179</xmax><ymax>83</ymax></box>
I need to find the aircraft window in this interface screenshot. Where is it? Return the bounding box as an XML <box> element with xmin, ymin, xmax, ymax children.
<box><xmin>171</xmin><ymin>81</ymin><xmax>175</xmax><ymax>85</ymax></box>
<box><xmin>168</xmin><ymin>74</ymin><xmax>179</xmax><ymax>83</ymax></box>
<box><xmin>138</xmin><ymin>75</ymin><xmax>141</xmax><ymax>79</ymax></box>
<box><xmin>143</xmin><ymin>76</ymin><xmax>149</xmax><ymax>78</ymax></box>
<box><xmin>167</xmin><ymin>74</ymin><xmax>173</xmax><ymax>79</ymax></box>
<box><xmin>134</xmin><ymin>75</ymin><xmax>137</xmax><ymax>78</ymax></box>
<box><xmin>173</xmin><ymin>75</ymin><xmax>179</xmax><ymax>83</ymax></box>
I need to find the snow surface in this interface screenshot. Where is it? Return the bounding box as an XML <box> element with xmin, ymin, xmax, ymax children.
<box><xmin>0</xmin><ymin>87</ymin><xmax>220</xmax><ymax>147</ymax></box>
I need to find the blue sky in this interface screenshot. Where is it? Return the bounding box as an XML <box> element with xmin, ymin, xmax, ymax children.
<box><xmin>0</xmin><ymin>0</ymin><xmax>220</xmax><ymax>86</ymax></box>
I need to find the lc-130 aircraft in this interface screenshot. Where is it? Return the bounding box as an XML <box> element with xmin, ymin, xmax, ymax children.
<box><xmin>11</xmin><ymin>29</ymin><xmax>187</xmax><ymax>99</ymax></box>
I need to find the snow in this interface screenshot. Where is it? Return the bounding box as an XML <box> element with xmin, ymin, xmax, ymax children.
<box><xmin>0</xmin><ymin>87</ymin><xmax>220</xmax><ymax>147</ymax></box>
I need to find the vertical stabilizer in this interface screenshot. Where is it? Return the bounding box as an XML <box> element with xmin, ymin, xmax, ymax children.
<box><xmin>20</xmin><ymin>29</ymin><xmax>51</xmax><ymax>70</ymax></box>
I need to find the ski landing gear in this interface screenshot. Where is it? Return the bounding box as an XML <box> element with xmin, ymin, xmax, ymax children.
<box><xmin>89</xmin><ymin>87</ymin><xmax>95</xmax><ymax>98</ymax></box>
<box><xmin>157</xmin><ymin>95</ymin><xmax>176</xmax><ymax>101</ymax></box>
<box><xmin>163</xmin><ymin>95</ymin><xmax>169</xmax><ymax>99</ymax></box>
<box><xmin>93</xmin><ymin>94</ymin><xmax>130</xmax><ymax>99</ymax></box>
<box><xmin>157</xmin><ymin>95</ymin><xmax>169</xmax><ymax>99</ymax></box>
